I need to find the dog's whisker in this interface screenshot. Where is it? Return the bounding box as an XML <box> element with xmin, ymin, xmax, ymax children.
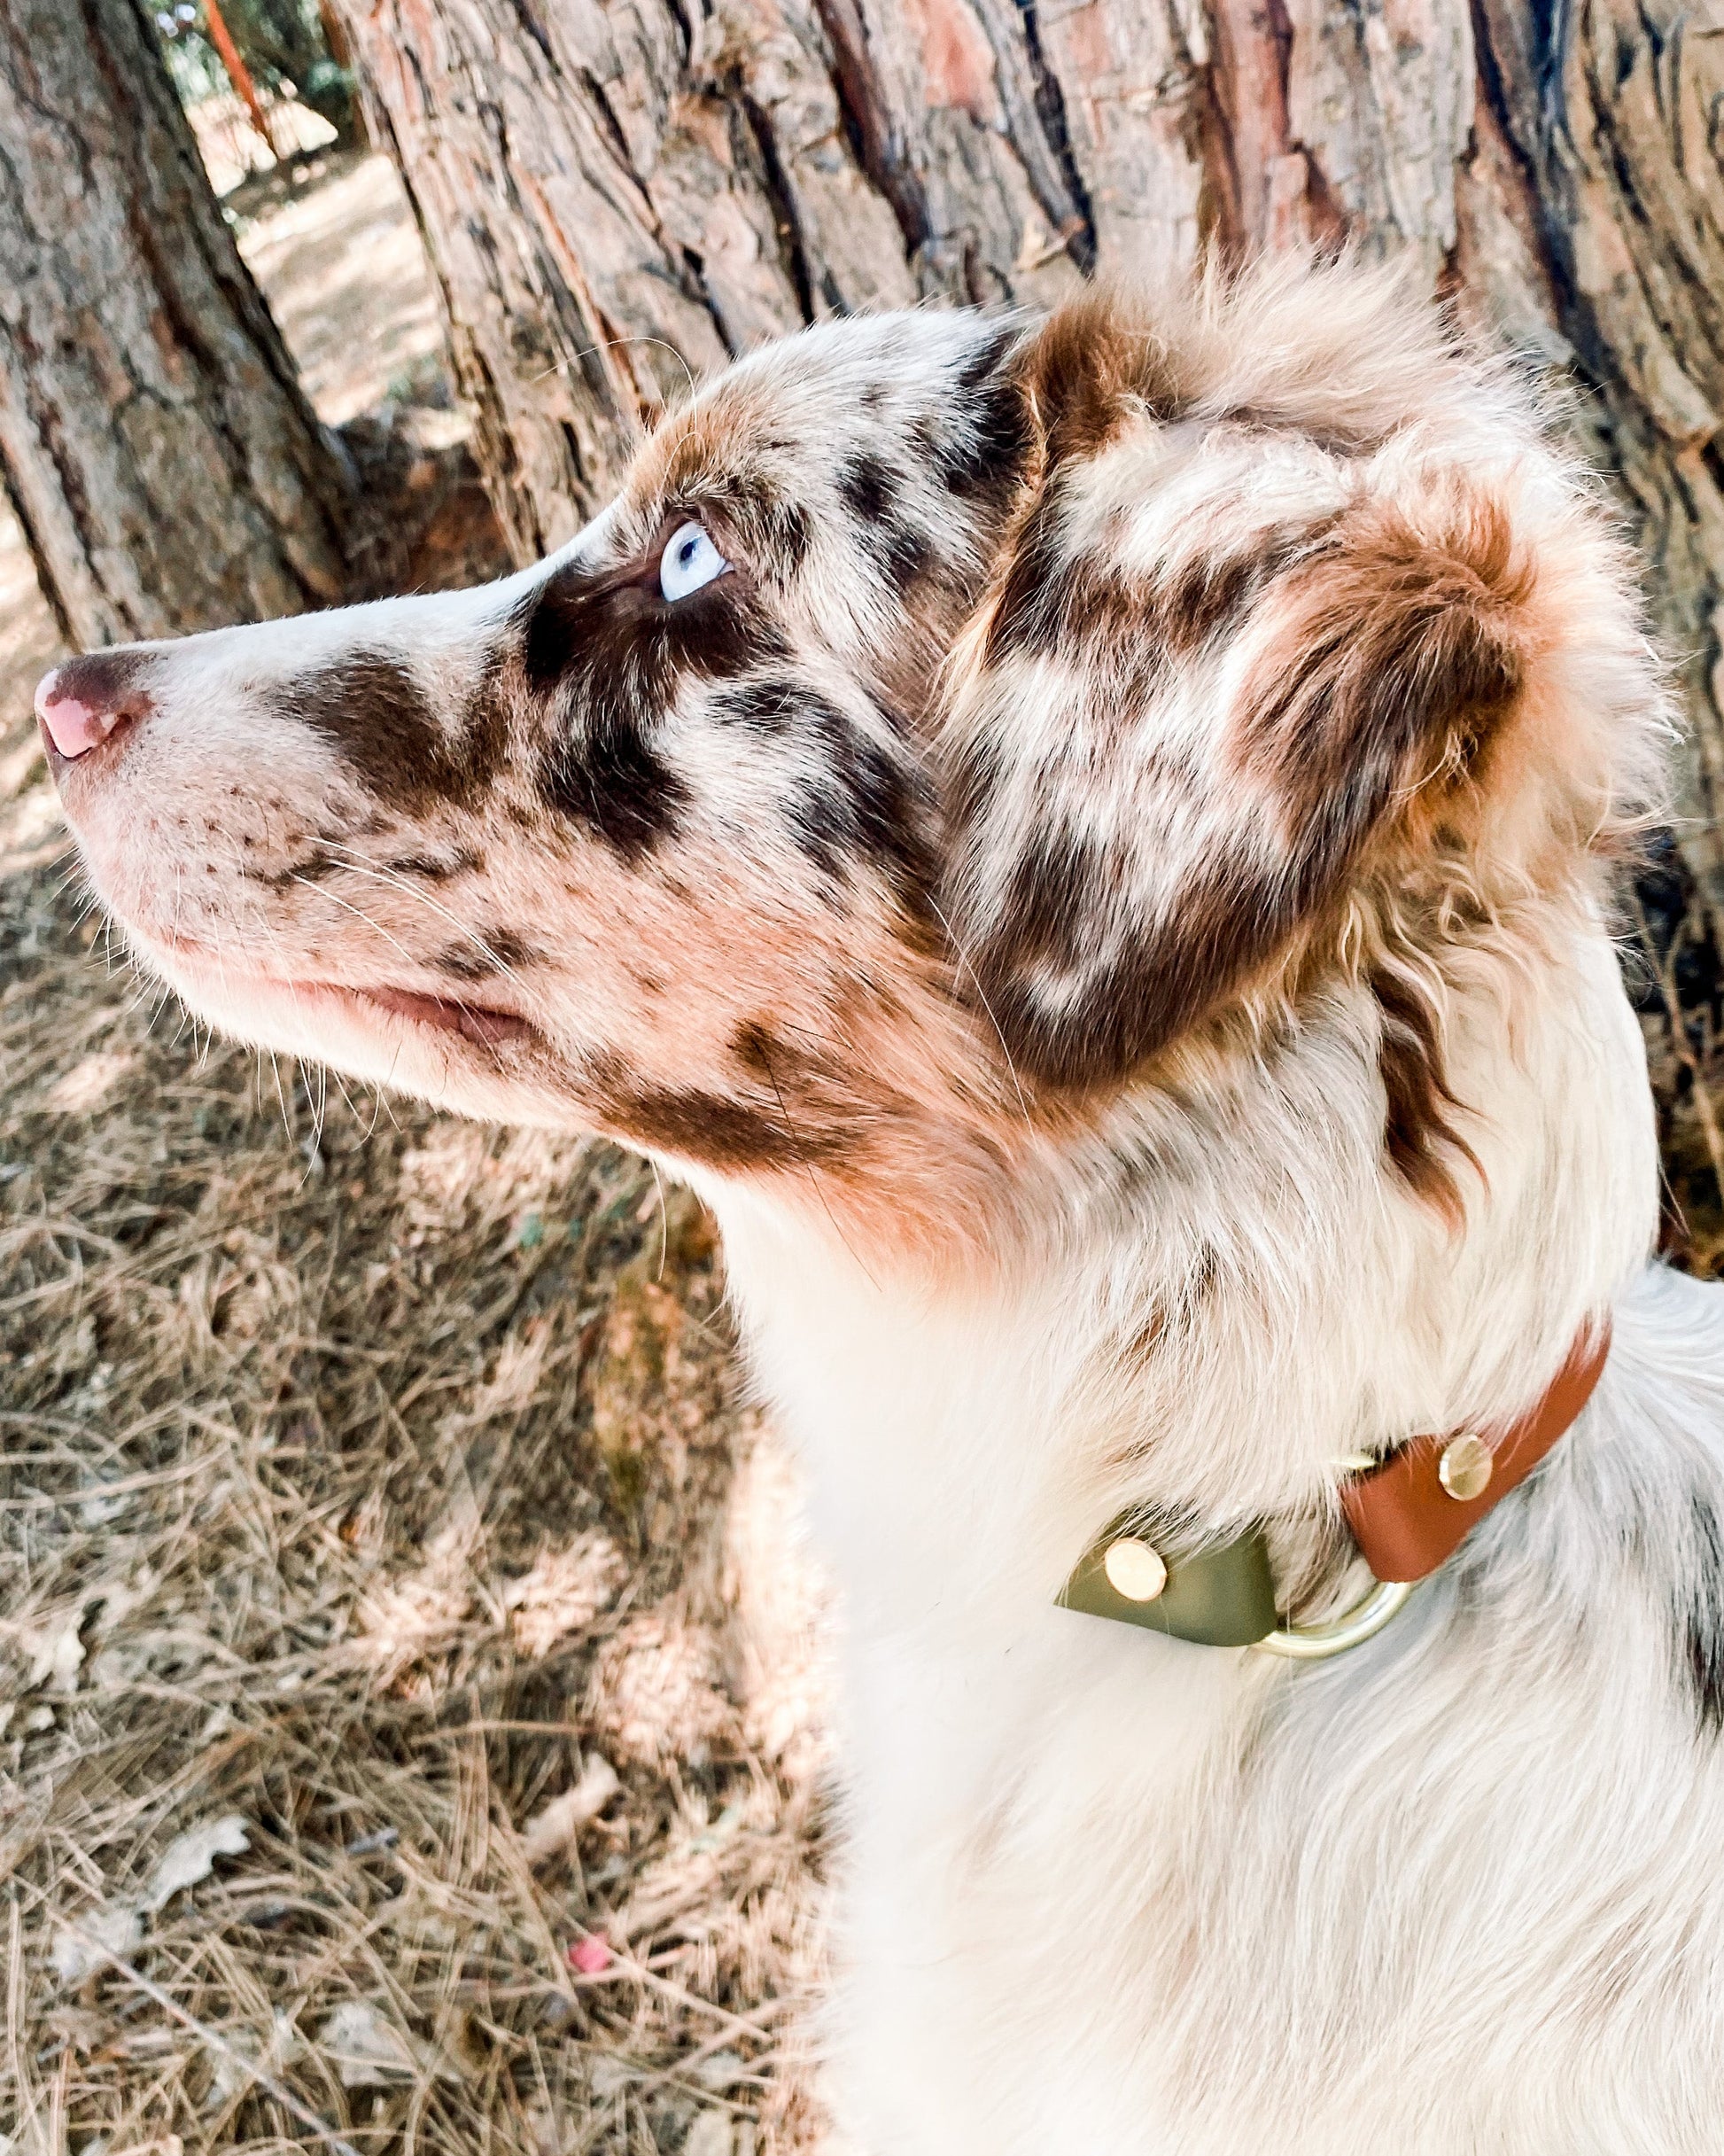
<box><xmin>266</xmin><ymin>1048</ymin><xmax>293</xmax><ymax>1148</ymax></box>
<box><xmin>927</xmin><ymin>892</ymin><xmax>1031</xmax><ymax>1132</ymax></box>
<box><xmin>316</xmin><ymin>843</ymin><xmax>529</xmax><ymax>995</ymax></box>
<box><xmin>648</xmin><ymin>1157</ymin><xmax>669</xmax><ymax>1283</ymax></box>
<box><xmin>323</xmin><ymin>1062</ymin><xmax>369</xmax><ymax>1133</ymax></box>
<box><xmin>531</xmin><ymin>332</ymin><xmax>697</xmax><ymax>407</ymax></box>
<box><xmin>288</xmin><ymin>876</ymin><xmax>423</xmax><ymax>977</ymax></box>
<box><xmin>749</xmin><ymin>1028</ymin><xmax>880</xmax><ymax>1294</ymax></box>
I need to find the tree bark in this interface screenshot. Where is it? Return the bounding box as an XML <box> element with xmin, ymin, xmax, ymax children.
<box><xmin>0</xmin><ymin>0</ymin><xmax>354</xmax><ymax>649</ymax></box>
<box><xmin>326</xmin><ymin>0</ymin><xmax>1723</xmax><ymax>909</ymax></box>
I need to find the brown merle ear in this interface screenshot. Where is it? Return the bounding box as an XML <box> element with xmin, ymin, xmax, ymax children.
<box><xmin>943</xmin><ymin>307</ymin><xmax>1535</xmax><ymax>1104</ymax></box>
<box><xmin>1006</xmin><ymin>283</ymin><xmax>1185</xmax><ymax>471</ymax></box>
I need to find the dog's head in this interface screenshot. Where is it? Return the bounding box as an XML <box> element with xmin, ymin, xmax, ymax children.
<box><xmin>41</xmin><ymin>263</ymin><xmax>1664</xmax><ymax>1257</ymax></box>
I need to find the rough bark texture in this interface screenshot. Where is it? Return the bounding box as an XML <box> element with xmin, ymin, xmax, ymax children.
<box><xmin>326</xmin><ymin>0</ymin><xmax>1724</xmax><ymax>906</ymax></box>
<box><xmin>0</xmin><ymin>0</ymin><xmax>354</xmax><ymax>648</ymax></box>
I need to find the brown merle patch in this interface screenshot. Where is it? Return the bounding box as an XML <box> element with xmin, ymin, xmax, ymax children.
<box><xmin>382</xmin><ymin>847</ymin><xmax>485</xmax><ymax>883</ymax></box>
<box><xmin>432</xmin><ymin>929</ymin><xmax>541</xmax><ymax>982</ymax></box>
<box><xmin>838</xmin><ymin>456</ymin><xmax>897</xmax><ymax>526</ymax></box>
<box><xmin>517</xmin><ymin>547</ymin><xmax>789</xmax><ymax>860</ymax></box>
<box><xmin>1231</xmin><ymin>492</ymin><xmax>1531</xmax><ymax>852</ymax></box>
<box><xmin>971</xmin><ymin>824</ymin><xmax>1277</xmax><ymax>1092</ymax></box>
<box><xmin>1371</xmin><ymin>961</ymin><xmax>1479</xmax><ymax>1217</ymax></box>
<box><xmin>585</xmin><ymin>1052</ymin><xmax>846</xmax><ymax>1172</ymax></box>
<box><xmin>925</xmin><ymin>323</ymin><xmax>1037</xmax><ymax>502</ymax></box>
<box><xmin>961</xmin><ymin>479</ymin><xmax>1538</xmax><ymax>1106</ymax></box>
<box><xmin>1013</xmin><ymin>286</ymin><xmax>1187</xmax><ymax>468</ymax></box>
<box><xmin>780</xmin><ymin>704</ymin><xmax>932</xmax><ymax>902</ymax></box>
<box><xmin>711</xmin><ymin>673</ymin><xmax>933</xmax><ymax>900</ymax></box>
<box><xmin>839</xmin><ymin>453</ymin><xmax>936</xmax><ymax>588</ymax></box>
<box><xmin>542</xmin><ymin>708</ymin><xmax>689</xmax><ymax>861</ymax></box>
<box><xmin>287</xmin><ymin>650</ymin><xmax>508</xmax><ymax>813</ymax></box>
<box><xmin>244</xmin><ymin>846</ymin><xmax>347</xmax><ymax>893</ymax></box>
<box><xmin>712</xmin><ymin>675</ymin><xmax>801</xmax><ymax>735</ymax></box>
<box><xmin>1679</xmin><ymin>1492</ymin><xmax>1724</xmax><ymax>1736</ymax></box>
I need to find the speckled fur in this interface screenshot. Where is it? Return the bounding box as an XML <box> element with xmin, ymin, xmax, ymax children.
<box><xmin>50</xmin><ymin>259</ymin><xmax>1724</xmax><ymax>2151</ymax></box>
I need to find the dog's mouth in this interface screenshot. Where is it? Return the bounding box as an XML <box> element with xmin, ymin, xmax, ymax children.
<box><xmin>358</xmin><ymin>985</ymin><xmax>533</xmax><ymax>1047</ymax></box>
<box><xmin>138</xmin><ymin>931</ymin><xmax>540</xmax><ymax>1053</ymax></box>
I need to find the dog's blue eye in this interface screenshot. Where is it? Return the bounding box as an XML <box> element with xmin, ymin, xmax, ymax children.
<box><xmin>659</xmin><ymin>520</ymin><xmax>729</xmax><ymax>602</ymax></box>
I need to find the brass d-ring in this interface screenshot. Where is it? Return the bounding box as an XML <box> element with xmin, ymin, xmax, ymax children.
<box><xmin>1254</xmin><ymin>1576</ymin><xmax>1416</xmax><ymax>1661</ymax></box>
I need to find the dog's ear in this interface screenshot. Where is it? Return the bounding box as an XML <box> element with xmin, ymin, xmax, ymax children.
<box><xmin>941</xmin><ymin>286</ymin><xmax>1538</xmax><ymax>1097</ymax></box>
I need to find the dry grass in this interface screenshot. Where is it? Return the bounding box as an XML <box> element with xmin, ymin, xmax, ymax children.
<box><xmin>0</xmin><ymin>155</ymin><xmax>829</xmax><ymax>2153</ymax></box>
<box><xmin>1</xmin><ymin>356</ymin><xmax>835</xmax><ymax>2139</ymax></box>
<box><xmin>0</xmin><ymin>839</ymin><xmax>832</xmax><ymax>2154</ymax></box>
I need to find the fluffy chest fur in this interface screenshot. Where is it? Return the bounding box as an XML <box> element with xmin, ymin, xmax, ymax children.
<box><xmin>804</xmin><ymin>1265</ymin><xmax>1724</xmax><ymax>2156</ymax></box>
<box><xmin>713</xmin><ymin>943</ymin><xmax>1724</xmax><ymax>2152</ymax></box>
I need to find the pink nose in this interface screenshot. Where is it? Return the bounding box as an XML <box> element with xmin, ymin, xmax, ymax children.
<box><xmin>35</xmin><ymin>673</ymin><xmax>109</xmax><ymax>759</ymax></box>
<box><xmin>35</xmin><ymin>655</ymin><xmax>151</xmax><ymax>761</ymax></box>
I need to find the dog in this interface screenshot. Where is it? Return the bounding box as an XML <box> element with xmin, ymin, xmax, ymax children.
<box><xmin>39</xmin><ymin>255</ymin><xmax>1724</xmax><ymax>2151</ymax></box>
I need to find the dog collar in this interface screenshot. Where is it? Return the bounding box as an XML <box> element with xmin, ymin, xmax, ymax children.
<box><xmin>1057</xmin><ymin>1321</ymin><xmax>1611</xmax><ymax>1660</ymax></box>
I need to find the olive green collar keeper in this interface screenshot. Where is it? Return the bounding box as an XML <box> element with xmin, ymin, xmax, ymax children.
<box><xmin>1057</xmin><ymin>1319</ymin><xmax>1612</xmax><ymax>1662</ymax></box>
<box><xmin>1059</xmin><ymin>1524</ymin><xmax>1281</xmax><ymax>1647</ymax></box>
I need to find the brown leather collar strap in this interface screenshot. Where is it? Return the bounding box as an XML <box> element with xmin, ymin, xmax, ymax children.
<box><xmin>1340</xmin><ymin>1321</ymin><xmax>1612</xmax><ymax>1585</ymax></box>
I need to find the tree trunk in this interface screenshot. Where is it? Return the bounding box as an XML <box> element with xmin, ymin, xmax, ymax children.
<box><xmin>0</xmin><ymin>0</ymin><xmax>354</xmax><ymax>649</ymax></box>
<box><xmin>326</xmin><ymin>0</ymin><xmax>1723</xmax><ymax>907</ymax></box>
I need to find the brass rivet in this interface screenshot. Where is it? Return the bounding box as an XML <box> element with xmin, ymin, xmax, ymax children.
<box><xmin>1103</xmin><ymin>1537</ymin><xmax>1169</xmax><ymax>1602</ymax></box>
<box><xmin>1438</xmin><ymin>1433</ymin><xmax>1493</xmax><ymax>1502</ymax></box>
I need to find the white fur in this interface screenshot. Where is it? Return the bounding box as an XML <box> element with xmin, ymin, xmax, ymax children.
<box><xmin>704</xmin><ymin>911</ymin><xmax>1724</xmax><ymax>2152</ymax></box>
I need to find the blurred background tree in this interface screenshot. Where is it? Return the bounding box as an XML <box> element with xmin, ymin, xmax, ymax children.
<box><xmin>0</xmin><ymin>0</ymin><xmax>358</xmax><ymax>646</ymax></box>
<box><xmin>153</xmin><ymin>0</ymin><xmax>359</xmax><ymax>144</ymax></box>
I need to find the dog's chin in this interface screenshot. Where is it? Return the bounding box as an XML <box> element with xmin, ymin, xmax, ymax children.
<box><xmin>131</xmin><ymin>934</ymin><xmax>569</xmax><ymax>1124</ymax></box>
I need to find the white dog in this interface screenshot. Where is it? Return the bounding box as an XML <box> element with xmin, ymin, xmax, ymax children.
<box><xmin>40</xmin><ymin>257</ymin><xmax>1724</xmax><ymax>2151</ymax></box>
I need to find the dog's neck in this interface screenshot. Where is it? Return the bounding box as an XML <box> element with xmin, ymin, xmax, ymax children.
<box><xmin>702</xmin><ymin>915</ymin><xmax>1658</xmax><ymax>1637</ymax></box>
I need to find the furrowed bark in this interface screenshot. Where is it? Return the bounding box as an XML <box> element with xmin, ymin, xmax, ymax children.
<box><xmin>0</xmin><ymin>0</ymin><xmax>355</xmax><ymax>649</ymax></box>
<box><xmin>330</xmin><ymin>0</ymin><xmax>1722</xmax><ymax>904</ymax></box>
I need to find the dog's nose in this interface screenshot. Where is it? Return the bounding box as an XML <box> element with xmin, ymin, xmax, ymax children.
<box><xmin>35</xmin><ymin>651</ymin><xmax>154</xmax><ymax>762</ymax></box>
